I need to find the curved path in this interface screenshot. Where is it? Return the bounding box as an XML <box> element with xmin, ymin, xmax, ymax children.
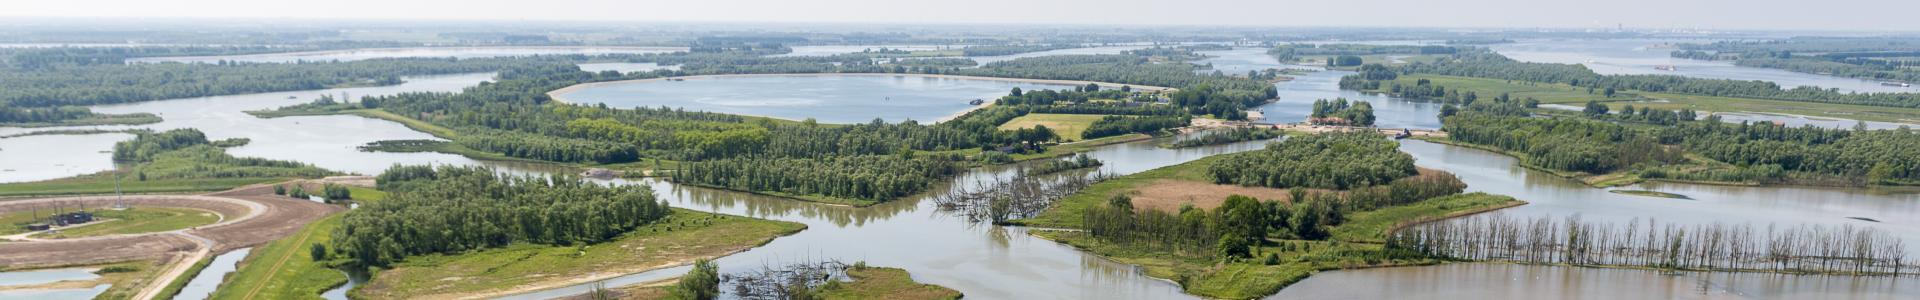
<box><xmin>0</xmin><ymin>182</ymin><xmax>342</xmax><ymax>299</ymax></box>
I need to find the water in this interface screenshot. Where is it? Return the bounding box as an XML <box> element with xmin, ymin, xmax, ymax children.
<box><xmin>0</xmin><ymin>134</ymin><xmax>130</xmax><ymax>183</ymax></box>
<box><xmin>577</xmin><ymin>62</ymin><xmax>678</xmax><ymax>74</ymax></box>
<box><xmin>969</xmin><ymin>45</ymin><xmax>1158</xmax><ymax>65</ymax></box>
<box><xmin>0</xmin><ymin>284</ymin><xmax>110</xmax><ymax>299</ymax></box>
<box><xmin>1710</xmin><ymin>112</ymin><xmax>1916</xmax><ymax>130</ymax></box>
<box><xmin>319</xmin><ymin>270</ymin><xmax>367</xmax><ymax>300</ymax></box>
<box><xmin>1193</xmin><ymin>48</ymin><xmax>1290</xmax><ymax>75</ymax></box>
<box><xmin>551</xmin><ymin>74</ymin><xmax>1075</xmax><ymax>123</ymax></box>
<box><xmin>1271</xmin><ymin>263</ymin><xmax>1920</xmax><ymax>300</ymax></box>
<box><xmin>771</xmin><ymin>45</ymin><xmax>954</xmax><ymax>57</ymax></box>
<box><xmin>125</xmin><ymin>46</ymin><xmax>685</xmax><ymax>64</ymax></box>
<box><xmin>1</xmin><ymin>40</ymin><xmax>1917</xmax><ymax>299</ymax></box>
<box><xmin>1489</xmin><ymin>39</ymin><xmax>1913</xmax><ymax>94</ymax></box>
<box><xmin>502</xmin><ymin>138</ymin><xmax>1275</xmax><ymax>300</ymax></box>
<box><xmin>174</xmin><ymin>248</ymin><xmax>252</xmax><ymax>300</ymax></box>
<box><xmin>0</xmin><ymin>268</ymin><xmax>99</xmax><ymax>286</ymax></box>
<box><xmin>0</xmin><ymin>73</ymin><xmax>496</xmax><ymax>182</ymax></box>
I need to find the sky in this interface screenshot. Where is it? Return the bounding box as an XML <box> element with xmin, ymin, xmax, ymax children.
<box><xmin>6</xmin><ymin>0</ymin><xmax>1920</xmax><ymax>32</ymax></box>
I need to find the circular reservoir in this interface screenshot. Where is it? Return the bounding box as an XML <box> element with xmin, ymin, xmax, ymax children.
<box><xmin>550</xmin><ymin>74</ymin><xmax>1079</xmax><ymax>124</ymax></box>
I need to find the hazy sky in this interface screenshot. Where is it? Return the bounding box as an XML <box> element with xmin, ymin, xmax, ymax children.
<box><xmin>7</xmin><ymin>0</ymin><xmax>1919</xmax><ymax>31</ymax></box>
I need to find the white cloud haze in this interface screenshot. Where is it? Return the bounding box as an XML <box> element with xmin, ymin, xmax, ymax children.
<box><xmin>4</xmin><ymin>0</ymin><xmax>1918</xmax><ymax>31</ymax></box>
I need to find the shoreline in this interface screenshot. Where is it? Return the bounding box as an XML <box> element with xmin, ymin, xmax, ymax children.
<box><xmin>545</xmin><ymin>73</ymin><xmax>1177</xmax><ymax>106</ymax></box>
<box><xmin>426</xmin><ymin>210</ymin><xmax>808</xmax><ymax>300</ymax></box>
<box><xmin>129</xmin><ymin>46</ymin><xmax>690</xmax><ymax>63</ymax></box>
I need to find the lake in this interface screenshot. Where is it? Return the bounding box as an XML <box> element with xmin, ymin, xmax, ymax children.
<box><xmin>125</xmin><ymin>46</ymin><xmax>685</xmax><ymax>64</ymax></box>
<box><xmin>550</xmin><ymin>74</ymin><xmax>1077</xmax><ymax>124</ymax></box>
<box><xmin>1490</xmin><ymin>39</ymin><xmax>1913</xmax><ymax>94</ymax></box>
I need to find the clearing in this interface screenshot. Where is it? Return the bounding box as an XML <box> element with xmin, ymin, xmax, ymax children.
<box><xmin>998</xmin><ymin>113</ymin><xmax>1110</xmax><ymax>142</ymax></box>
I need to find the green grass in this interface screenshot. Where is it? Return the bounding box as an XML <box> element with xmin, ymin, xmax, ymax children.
<box><xmin>1412</xmin><ymin>136</ymin><xmax>1652</xmax><ymax>187</ymax></box>
<box><xmin>1032</xmin><ymin>229</ymin><xmax>1433</xmax><ymax>299</ymax></box>
<box><xmin>0</xmin><ymin>173</ymin><xmax>282</xmax><ymax>198</ymax></box>
<box><xmin>1007</xmin><ymin>133</ymin><xmax>1155</xmax><ymax>162</ymax></box>
<box><xmin>997</xmin><ymin>113</ymin><xmax>1112</xmax><ymax>142</ymax></box>
<box><xmin>28</xmin><ymin>207</ymin><xmax>221</xmax><ymax>239</ymax></box>
<box><xmin>1328</xmin><ymin>193</ymin><xmax>1524</xmax><ymax>243</ymax></box>
<box><xmin>1010</xmin><ymin>153</ymin><xmax>1222</xmax><ymax>228</ymax></box>
<box><xmin>208</xmin><ymin>214</ymin><xmax>346</xmax><ymax>300</ymax></box>
<box><xmin>814</xmin><ymin>266</ymin><xmax>963</xmax><ymax>300</ymax></box>
<box><xmin>208</xmin><ymin>186</ymin><xmax>380</xmax><ymax>300</ymax></box>
<box><xmin>353</xmin><ymin>209</ymin><xmax>805</xmax><ymax>299</ymax></box>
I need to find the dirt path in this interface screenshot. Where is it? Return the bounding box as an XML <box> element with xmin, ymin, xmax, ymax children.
<box><xmin>132</xmin><ymin>232</ymin><xmax>213</xmax><ymax>300</ymax></box>
<box><xmin>0</xmin><ymin>181</ymin><xmax>343</xmax><ymax>299</ymax></box>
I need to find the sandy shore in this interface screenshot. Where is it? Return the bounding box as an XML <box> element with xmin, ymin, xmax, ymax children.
<box><xmin>545</xmin><ymin>73</ymin><xmax>1177</xmax><ymax>105</ymax></box>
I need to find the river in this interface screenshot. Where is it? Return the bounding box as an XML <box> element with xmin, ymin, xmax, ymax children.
<box><xmin>1</xmin><ymin>42</ymin><xmax>1917</xmax><ymax>299</ymax></box>
<box><xmin>1489</xmin><ymin>38</ymin><xmax>1913</xmax><ymax>94</ymax></box>
<box><xmin>124</xmin><ymin>46</ymin><xmax>685</xmax><ymax>64</ymax></box>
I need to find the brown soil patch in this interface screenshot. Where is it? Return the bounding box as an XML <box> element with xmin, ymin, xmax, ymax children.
<box><xmin>1128</xmin><ymin>180</ymin><xmax>1303</xmax><ymax>212</ymax></box>
<box><xmin>1126</xmin><ymin>168</ymin><xmax>1449</xmax><ymax>213</ymax></box>
<box><xmin>0</xmin><ymin>181</ymin><xmax>342</xmax><ymax>268</ymax></box>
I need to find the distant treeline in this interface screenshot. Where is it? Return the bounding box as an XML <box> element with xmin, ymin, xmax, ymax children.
<box><xmin>1354</xmin><ymin>50</ymin><xmax>1920</xmax><ymax>108</ymax></box>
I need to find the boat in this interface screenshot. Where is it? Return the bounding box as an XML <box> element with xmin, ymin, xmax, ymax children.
<box><xmin>1883</xmin><ymin>82</ymin><xmax>1912</xmax><ymax>87</ymax></box>
<box><xmin>1653</xmin><ymin>65</ymin><xmax>1678</xmax><ymax>71</ymax></box>
<box><xmin>968</xmin><ymin>99</ymin><xmax>985</xmax><ymax>105</ymax></box>
<box><xmin>287</xmin><ymin>95</ymin><xmax>297</xmax><ymax>99</ymax></box>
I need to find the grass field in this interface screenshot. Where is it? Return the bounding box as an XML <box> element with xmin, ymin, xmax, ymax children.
<box><xmin>207</xmin><ymin>187</ymin><xmax>380</xmax><ymax>300</ymax></box>
<box><xmin>814</xmin><ymin>266</ymin><xmax>963</xmax><ymax>300</ymax></box>
<box><xmin>352</xmin><ymin>208</ymin><xmax>805</xmax><ymax>299</ymax></box>
<box><xmin>997</xmin><ymin>113</ymin><xmax>1111</xmax><ymax>142</ymax></box>
<box><xmin>27</xmin><ymin>207</ymin><xmax>221</xmax><ymax>239</ymax></box>
<box><xmin>0</xmin><ymin>173</ymin><xmax>282</xmax><ymax>198</ymax></box>
<box><xmin>1327</xmin><ymin>193</ymin><xmax>1523</xmax><ymax>243</ymax></box>
<box><xmin>1007</xmin><ymin>133</ymin><xmax>1155</xmax><ymax>162</ymax></box>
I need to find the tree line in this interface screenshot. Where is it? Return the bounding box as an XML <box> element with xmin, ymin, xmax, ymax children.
<box><xmin>334</xmin><ymin>165</ymin><xmax>672</xmax><ymax>267</ymax></box>
<box><xmin>671</xmin><ymin>154</ymin><xmax>965</xmax><ymax>202</ymax></box>
<box><xmin>1208</xmin><ymin>132</ymin><xmax>1418</xmax><ymax>190</ymax></box>
<box><xmin>1082</xmin><ymin>115</ymin><xmax>1191</xmax><ymax>139</ymax></box>
<box><xmin>111</xmin><ymin>128</ymin><xmax>333</xmax><ymax>181</ymax></box>
<box><xmin>1081</xmin><ymin>171</ymin><xmax>1466</xmax><ymax>259</ymax></box>
<box><xmin>1443</xmin><ymin>109</ymin><xmax>1920</xmax><ymax>185</ymax></box>
<box><xmin>1167</xmin><ymin>127</ymin><xmax>1284</xmax><ymax>148</ymax></box>
<box><xmin>0</xmin><ymin>55</ymin><xmax>606</xmax><ymax>107</ymax></box>
<box><xmin>1309</xmin><ymin>98</ymin><xmax>1375</xmax><ymax>126</ymax></box>
<box><xmin>1376</xmin><ymin>50</ymin><xmax>1920</xmax><ymax>108</ymax></box>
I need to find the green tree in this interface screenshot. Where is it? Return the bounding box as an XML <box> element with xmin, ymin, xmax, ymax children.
<box><xmin>673</xmin><ymin>259</ymin><xmax>721</xmax><ymax>300</ymax></box>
